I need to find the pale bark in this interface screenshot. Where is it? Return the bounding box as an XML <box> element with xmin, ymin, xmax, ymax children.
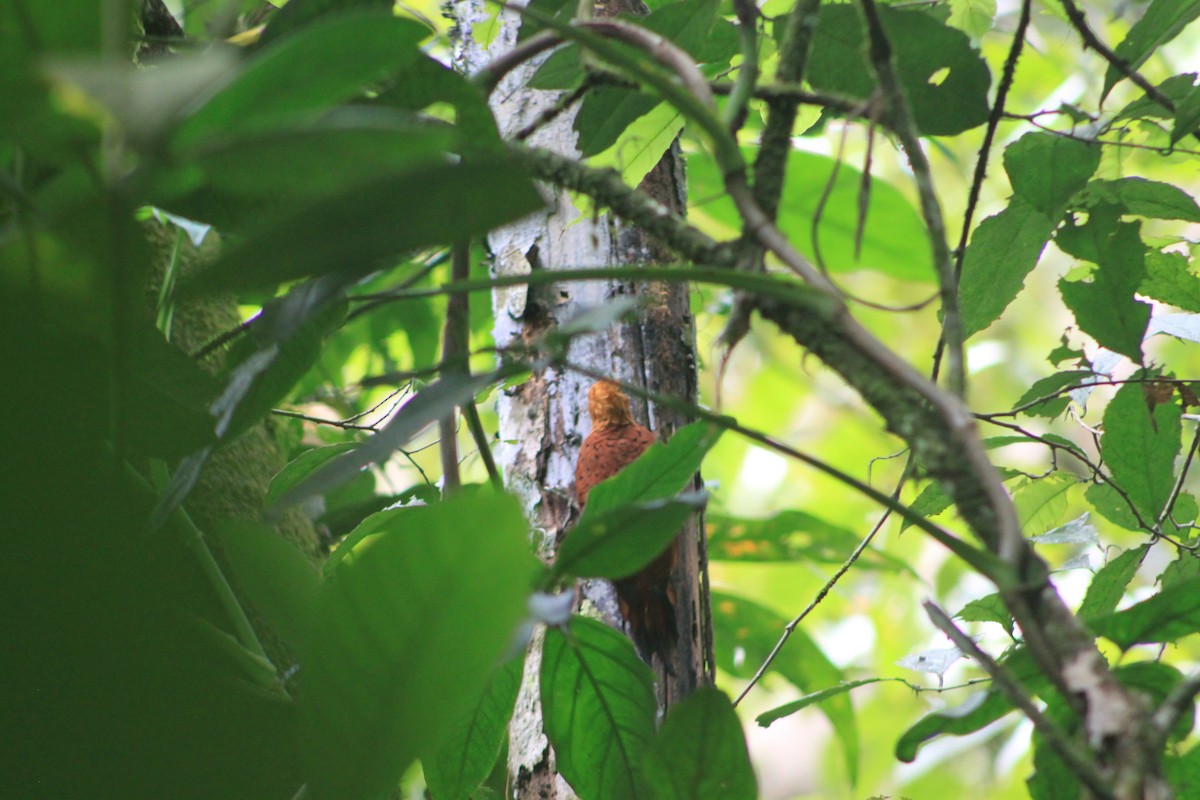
<box><xmin>451</xmin><ymin>2</ymin><xmax>713</xmax><ymax>797</ymax></box>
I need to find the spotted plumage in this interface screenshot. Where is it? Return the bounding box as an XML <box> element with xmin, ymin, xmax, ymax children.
<box><xmin>574</xmin><ymin>380</ymin><xmax>678</xmax><ymax>667</ymax></box>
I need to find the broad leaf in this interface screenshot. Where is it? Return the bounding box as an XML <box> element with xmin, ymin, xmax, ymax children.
<box><xmin>555</xmin><ymin>494</ymin><xmax>704</xmax><ymax>580</ymax></box>
<box><xmin>1012</xmin><ymin>370</ymin><xmax>1094</xmax><ymax>418</ymax></box>
<box><xmin>265</xmin><ymin>443</ymin><xmax>358</xmax><ymax>509</ymax></box>
<box><xmin>1082</xmin><ymin>178</ymin><xmax>1200</xmax><ymax>222</ymax></box>
<box><xmin>1012</xmin><ymin>473</ymin><xmax>1076</xmax><ymax>536</ymax></box>
<box><xmin>690</xmin><ymin>149</ymin><xmax>935</xmax><ymax>282</ymax></box>
<box><xmin>423</xmin><ymin>656</ymin><xmax>524</xmax><ymax>800</ymax></box>
<box><xmin>807</xmin><ymin>5</ymin><xmax>991</xmax><ymax>135</ymax></box>
<box><xmin>958</xmin><ymin>196</ymin><xmax>1056</xmax><ymax>338</ymax></box>
<box><xmin>1099</xmin><ymin>379</ymin><xmax>1182</xmax><ymax>522</ymax></box>
<box><xmin>1090</xmin><ymin>580</ymin><xmax>1200</xmax><ymax>649</ymax></box>
<box><xmin>644</xmin><ymin>688</ymin><xmax>758</xmax><ymax>800</ymax></box>
<box><xmin>1142</xmin><ymin>251</ymin><xmax>1200</xmax><ymax>311</ymax></box>
<box><xmin>1173</xmin><ymin>84</ymin><xmax>1200</xmax><ymax>144</ymax></box>
<box><xmin>258</xmin><ymin>0</ymin><xmax>394</xmax><ymax>46</ymax></box>
<box><xmin>542</xmin><ymin>616</ymin><xmax>657</xmax><ymax>800</ymax></box>
<box><xmin>575</xmin><ymin>88</ymin><xmax>660</xmax><ymax>158</ymax></box>
<box><xmin>1004</xmin><ymin>132</ymin><xmax>1101</xmax><ymax>218</ymax></box>
<box><xmin>182</xmin><ymin>157</ymin><xmax>543</xmax><ymax>294</ymax></box>
<box><xmin>301</xmin><ymin>492</ymin><xmax>534</xmax><ymax>798</ymax></box>
<box><xmin>173</xmin><ymin>12</ymin><xmax>429</xmax><ymax>150</ymax></box>
<box><xmin>1058</xmin><ymin>221</ymin><xmax>1151</xmax><ymax>362</ymax></box>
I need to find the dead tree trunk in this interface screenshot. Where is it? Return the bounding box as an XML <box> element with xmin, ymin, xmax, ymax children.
<box><xmin>451</xmin><ymin>1</ymin><xmax>714</xmax><ymax>797</ymax></box>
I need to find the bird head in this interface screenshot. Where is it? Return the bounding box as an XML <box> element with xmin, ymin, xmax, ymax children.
<box><xmin>588</xmin><ymin>379</ymin><xmax>637</xmax><ymax>428</ymax></box>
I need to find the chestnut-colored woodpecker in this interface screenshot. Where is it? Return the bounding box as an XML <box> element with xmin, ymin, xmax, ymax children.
<box><xmin>574</xmin><ymin>379</ymin><xmax>678</xmax><ymax>666</ymax></box>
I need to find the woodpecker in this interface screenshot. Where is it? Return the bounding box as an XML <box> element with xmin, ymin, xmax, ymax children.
<box><xmin>574</xmin><ymin>379</ymin><xmax>678</xmax><ymax>667</ymax></box>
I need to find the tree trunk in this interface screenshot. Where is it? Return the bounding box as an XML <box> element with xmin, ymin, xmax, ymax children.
<box><xmin>451</xmin><ymin>2</ymin><xmax>714</xmax><ymax>797</ymax></box>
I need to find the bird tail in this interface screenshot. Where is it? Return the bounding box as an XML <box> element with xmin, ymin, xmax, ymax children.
<box><xmin>614</xmin><ymin>544</ymin><xmax>679</xmax><ymax>673</ymax></box>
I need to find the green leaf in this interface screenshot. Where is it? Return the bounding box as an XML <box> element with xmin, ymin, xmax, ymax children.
<box><xmin>183</xmin><ymin>157</ymin><xmax>543</xmax><ymax>294</ymax></box>
<box><xmin>1080</xmin><ymin>178</ymin><xmax>1200</xmax><ymax>222</ymax></box>
<box><xmin>1166</xmin><ymin>744</ymin><xmax>1200</xmax><ymax>797</ymax></box>
<box><xmin>956</xmin><ymin>593</ymin><xmax>1014</xmax><ymax>636</ymax></box>
<box><xmin>173</xmin><ymin>12</ymin><xmax>429</xmax><ymax>151</ymax></box>
<box><xmin>807</xmin><ymin>5</ymin><xmax>991</xmax><ymax>135</ymax></box>
<box><xmin>174</xmin><ymin>113</ymin><xmax>456</xmax><ymax>202</ymax></box>
<box><xmin>947</xmin><ymin>0</ymin><xmax>996</xmax><ymax>41</ymax></box>
<box><xmin>1004</xmin><ymin>132</ymin><xmax>1101</xmax><ymax>218</ymax></box>
<box><xmin>258</xmin><ymin>0</ymin><xmax>394</xmax><ymax>46</ymax></box>
<box><xmin>217</xmin><ymin>520</ymin><xmax>322</xmax><ymax>655</ymax></box>
<box><xmin>265</xmin><ymin>443</ymin><xmax>358</xmax><ymax>509</ymax></box>
<box><xmin>644</xmin><ymin>688</ymin><xmax>758</xmax><ymax>800</ymax></box>
<box><xmin>575</xmin><ymin>88</ymin><xmax>661</xmax><ymax>158</ymax></box>
<box><xmin>1013</xmin><ymin>370</ymin><xmax>1094</xmax><ymax>418</ymax></box>
<box><xmin>756</xmin><ymin>679</ymin><xmax>891</xmax><ymax>728</ymax></box>
<box><xmin>1058</xmin><ymin>221</ymin><xmax>1151</xmax><ymax>362</ymax></box>
<box><xmin>706</xmin><ymin>510</ymin><xmax>912</xmax><ymax>572</ymax></box>
<box><xmin>1161</xmin><ymin>549</ymin><xmax>1200</xmax><ymax>588</ymax></box>
<box><xmin>1012</xmin><ymin>473</ymin><xmax>1076</xmax><ymax>536</ymax></box>
<box><xmin>1090</xmin><ymin>580</ymin><xmax>1200</xmax><ymax>649</ymax></box>
<box><xmin>1099</xmin><ymin>379</ymin><xmax>1182</xmax><ymax>522</ymax></box>
<box><xmin>1141</xmin><ymin>250</ymin><xmax>1200</xmax><ymax>312</ymax></box>
<box><xmin>1116</xmin><ymin>72</ymin><xmax>1198</xmax><ymax>122</ymax></box>
<box><xmin>689</xmin><ymin>149</ymin><xmax>935</xmax><ymax>282</ymax></box>
<box><xmin>1115</xmin><ymin>661</ymin><xmax>1193</xmax><ymax>742</ymax></box>
<box><xmin>302</xmin><ymin>492</ymin><xmax>535</xmax><ymax>798</ymax></box>
<box><xmin>959</xmin><ymin>196</ymin><xmax>1056</xmax><ymax>338</ymax></box>
<box><xmin>542</xmin><ymin>617</ymin><xmax>657</xmax><ymax>800</ymax></box>
<box><xmin>1078</xmin><ymin>544</ymin><xmax>1149</xmax><ymax>623</ymax></box>
<box><xmin>423</xmin><ymin>656</ymin><xmax>524</xmax><ymax>800</ymax></box>
<box><xmin>711</xmin><ymin>592</ymin><xmax>858</xmax><ymax>785</ymax></box>
<box><xmin>902</xmin><ymin>481</ymin><xmax>954</xmax><ymax>530</ymax></box>
<box><xmin>1103</xmin><ymin>0</ymin><xmax>1200</xmax><ymax>100</ymax></box>
<box><xmin>555</xmin><ymin>494</ymin><xmax>702</xmax><ymax>580</ymax></box>
<box><xmin>1173</xmin><ymin>84</ymin><xmax>1200</xmax><ymax>144</ymax></box>
<box><xmin>586</xmin><ymin>102</ymin><xmax>685</xmax><ymax>195</ymax></box>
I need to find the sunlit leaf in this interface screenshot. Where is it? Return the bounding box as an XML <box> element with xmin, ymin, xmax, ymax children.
<box><xmin>706</xmin><ymin>510</ymin><xmax>912</xmax><ymax>572</ymax></box>
<box><xmin>956</xmin><ymin>593</ymin><xmax>1013</xmax><ymax>636</ymax></box>
<box><xmin>1140</xmin><ymin>251</ymin><xmax>1200</xmax><ymax>312</ymax></box>
<box><xmin>1005</xmin><ymin>133</ymin><xmax>1101</xmax><ymax>218</ymax></box>
<box><xmin>1090</xmin><ymin>580</ymin><xmax>1200</xmax><ymax>649</ymax></box>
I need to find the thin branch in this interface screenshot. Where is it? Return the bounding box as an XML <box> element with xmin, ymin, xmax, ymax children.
<box><xmin>1058</xmin><ymin>0</ymin><xmax>1182</xmax><ymax>115</ymax></box>
<box><xmin>924</xmin><ymin>603</ymin><xmax>1115</xmax><ymax>800</ymax></box>
<box><xmin>734</xmin><ymin>461</ymin><xmax>912</xmax><ymax>707</ymax></box>
<box><xmin>1150</xmin><ymin>668</ymin><xmax>1200</xmax><ymax>751</ymax></box>
<box><xmin>723</xmin><ymin>0</ymin><xmax>759</xmax><ymax>133</ymax></box>
<box><xmin>1010</xmin><ymin>115</ymin><xmax>1200</xmax><ymax>157</ymax></box>
<box><xmin>271</xmin><ymin>408</ymin><xmax>379</xmax><ymax>431</ymax></box>
<box><xmin>858</xmin><ymin>0</ymin><xmax>963</xmax><ymax>398</ymax></box>
<box><xmin>473</xmin><ymin>29</ymin><xmax>562</xmax><ymax>94</ymax></box>
<box><xmin>933</xmin><ymin>0</ymin><xmax>1031</xmax><ymax>382</ymax></box>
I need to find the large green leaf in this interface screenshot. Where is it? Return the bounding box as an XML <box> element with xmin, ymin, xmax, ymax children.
<box><xmin>1081</xmin><ymin>178</ymin><xmax>1200</xmax><ymax>222</ymax></box>
<box><xmin>298</xmin><ymin>492</ymin><xmax>534</xmax><ymax>798</ymax></box>
<box><xmin>575</xmin><ymin>88</ymin><xmax>661</xmax><ymax>158</ymax></box>
<box><xmin>711</xmin><ymin>592</ymin><xmax>858</xmax><ymax>785</ymax></box>
<box><xmin>1058</xmin><ymin>220</ymin><xmax>1151</xmax><ymax>363</ymax></box>
<box><xmin>1141</xmin><ymin>251</ymin><xmax>1200</xmax><ymax>312</ymax></box>
<box><xmin>1003</xmin><ymin>133</ymin><xmax>1101</xmax><ymax>218</ymax></box>
<box><xmin>689</xmin><ymin>149</ymin><xmax>934</xmax><ymax>281</ymax></box>
<box><xmin>172</xmin><ymin>12</ymin><xmax>429</xmax><ymax>151</ymax></box>
<box><xmin>1103</xmin><ymin>0</ymin><xmax>1200</xmax><ymax>100</ymax></box>
<box><xmin>258</xmin><ymin>0</ymin><xmax>394</xmax><ymax>46</ymax></box>
<box><xmin>542</xmin><ymin>616</ymin><xmax>657</xmax><ymax>800</ymax></box>
<box><xmin>1090</xmin><ymin>581</ymin><xmax>1200</xmax><ymax>649</ymax></box>
<box><xmin>806</xmin><ymin>5</ymin><xmax>991</xmax><ymax>136</ymax></box>
<box><xmin>1011</xmin><ymin>472</ymin><xmax>1076</xmax><ymax>536</ymax></box>
<box><xmin>182</xmin><ymin>157</ymin><xmax>543</xmax><ymax>293</ymax></box>
<box><xmin>423</xmin><ymin>656</ymin><xmax>524</xmax><ymax>800</ymax></box>
<box><xmin>643</xmin><ymin>688</ymin><xmax>758</xmax><ymax>800</ymax></box>
<box><xmin>958</xmin><ymin>196</ymin><xmax>1056</xmax><ymax>338</ymax></box>
<box><xmin>1099</xmin><ymin>379</ymin><xmax>1182</xmax><ymax>522</ymax></box>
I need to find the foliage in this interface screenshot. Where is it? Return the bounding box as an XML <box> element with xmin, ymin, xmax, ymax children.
<box><xmin>4</xmin><ymin>0</ymin><xmax>1200</xmax><ymax>799</ymax></box>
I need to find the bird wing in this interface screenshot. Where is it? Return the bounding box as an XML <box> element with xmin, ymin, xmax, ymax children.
<box><xmin>574</xmin><ymin>423</ymin><xmax>655</xmax><ymax>505</ymax></box>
